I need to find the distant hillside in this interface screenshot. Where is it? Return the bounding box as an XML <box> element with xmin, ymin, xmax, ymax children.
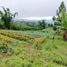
<box><xmin>15</xmin><ymin>16</ymin><xmax>54</xmax><ymax>24</ymax></box>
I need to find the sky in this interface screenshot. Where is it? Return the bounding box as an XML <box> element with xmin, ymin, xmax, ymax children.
<box><xmin>0</xmin><ymin>0</ymin><xmax>67</xmax><ymax>19</ymax></box>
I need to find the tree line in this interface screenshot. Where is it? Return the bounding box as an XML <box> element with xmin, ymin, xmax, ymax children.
<box><xmin>0</xmin><ymin>1</ymin><xmax>67</xmax><ymax>31</ymax></box>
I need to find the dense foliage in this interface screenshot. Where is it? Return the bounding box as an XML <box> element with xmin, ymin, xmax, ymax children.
<box><xmin>0</xmin><ymin>20</ymin><xmax>48</xmax><ymax>30</ymax></box>
<box><xmin>53</xmin><ymin>1</ymin><xmax>67</xmax><ymax>30</ymax></box>
<box><xmin>0</xmin><ymin>7</ymin><xmax>17</xmax><ymax>29</ymax></box>
<box><xmin>52</xmin><ymin>1</ymin><xmax>67</xmax><ymax>40</ymax></box>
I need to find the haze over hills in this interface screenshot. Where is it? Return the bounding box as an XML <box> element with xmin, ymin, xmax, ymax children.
<box><xmin>22</xmin><ymin>16</ymin><xmax>52</xmax><ymax>20</ymax></box>
<box><xmin>15</xmin><ymin>16</ymin><xmax>54</xmax><ymax>24</ymax></box>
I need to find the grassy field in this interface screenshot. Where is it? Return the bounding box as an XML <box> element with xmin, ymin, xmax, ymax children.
<box><xmin>0</xmin><ymin>29</ymin><xmax>67</xmax><ymax>67</ymax></box>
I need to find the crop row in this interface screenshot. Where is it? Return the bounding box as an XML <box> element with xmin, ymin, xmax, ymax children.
<box><xmin>0</xmin><ymin>30</ymin><xmax>45</xmax><ymax>49</ymax></box>
<box><xmin>0</xmin><ymin>30</ymin><xmax>34</xmax><ymax>42</ymax></box>
<box><xmin>0</xmin><ymin>34</ymin><xmax>16</xmax><ymax>47</ymax></box>
<box><xmin>34</xmin><ymin>37</ymin><xmax>45</xmax><ymax>45</ymax></box>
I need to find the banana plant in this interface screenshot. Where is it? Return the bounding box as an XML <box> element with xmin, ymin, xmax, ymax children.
<box><xmin>0</xmin><ymin>6</ymin><xmax>18</xmax><ymax>29</ymax></box>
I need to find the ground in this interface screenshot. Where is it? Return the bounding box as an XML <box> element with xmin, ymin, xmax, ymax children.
<box><xmin>0</xmin><ymin>29</ymin><xmax>67</xmax><ymax>67</ymax></box>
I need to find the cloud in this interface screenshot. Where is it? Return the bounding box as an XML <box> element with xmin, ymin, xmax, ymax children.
<box><xmin>0</xmin><ymin>0</ymin><xmax>67</xmax><ymax>18</ymax></box>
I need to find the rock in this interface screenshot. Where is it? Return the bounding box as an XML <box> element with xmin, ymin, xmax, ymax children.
<box><xmin>63</xmin><ymin>31</ymin><xmax>67</xmax><ymax>41</ymax></box>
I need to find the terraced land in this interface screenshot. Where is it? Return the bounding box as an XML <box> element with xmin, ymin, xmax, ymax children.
<box><xmin>0</xmin><ymin>29</ymin><xmax>67</xmax><ymax>67</ymax></box>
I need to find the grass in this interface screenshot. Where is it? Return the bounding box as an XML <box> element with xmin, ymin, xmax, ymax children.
<box><xmin>0</xmin><ymin>29</ymin><xmax>67</xmax><ymax>67</ymax></box>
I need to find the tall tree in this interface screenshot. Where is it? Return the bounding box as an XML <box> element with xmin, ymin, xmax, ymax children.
<box><xmin>0</xmin><ymin>7</ymin><xmax>18</xmax><ymax>29</ymax></box>
<box><xmin>57</xmin><ymin>1</ymin><xmax>66</xmax><ymax>26</ymax></box>
<box><xmin>53</xmin><ymin>1</ymin><xmax>67</xmax><ymax>40</ymax></box>
<box><xmin>53</xmin><ymin>1</ymin><xmax>67</xmax><ymax>29</ymax></box>
<box><xmin>59</xmin><ymin>1</ymin><xmax>66</xmax><ymax>13</ymax></box>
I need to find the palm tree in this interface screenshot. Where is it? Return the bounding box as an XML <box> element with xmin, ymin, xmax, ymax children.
<box><xmin>0</xmin><ymin>6</ymin><xmax>18</xmax><ymax>29</ymax></box>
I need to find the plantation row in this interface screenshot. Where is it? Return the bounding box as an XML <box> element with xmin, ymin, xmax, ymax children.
<box><xmin>0</xmin><ymin>30</ymin><xmax>46</xmax><ymax>50</ymax></box>
<box><xmin>0</xmin><ymin>30</ymin><xmax>34</xmax><ymax>41</ymax></box>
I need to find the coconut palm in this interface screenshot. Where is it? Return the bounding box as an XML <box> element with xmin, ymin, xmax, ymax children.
<box><xmin>0</xmin><ymin>6</ymin><xmax>18</xmax><ymax>29</ymax></box>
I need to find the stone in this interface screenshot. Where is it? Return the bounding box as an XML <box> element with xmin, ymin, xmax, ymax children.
<box><xmin>63</xmin><ymin>31</ymin><xmax>67</xmax><ymax>41</ymax></box>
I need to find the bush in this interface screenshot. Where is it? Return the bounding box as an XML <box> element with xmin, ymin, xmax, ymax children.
<box><xmin>53</xmin><ymin>26</ymin><xmax>57</xmax><ymax>31</ymax></box>
<box><xmin>32</xmin><ymin>37</ymin><xmax>45</xmax><ymax>50</ymax></box>
<box><xmin>0</xmin><ymin>21</ymin><xmax>5</xmax><ymax>29</ymax></box>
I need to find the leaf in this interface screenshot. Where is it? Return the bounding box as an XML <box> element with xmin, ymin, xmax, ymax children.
<box><xmin>13</xmin><ymin>12</ymin><xmax>18</xmax><ymax>18</ymax></box>
<box><xmin>1</xmin><ymin>6</ymin><xmax>7</xmax><ymax>14</ymax></box>
<box><xmin>0</xmin><ymin>11</ymin><xmax>3</xmax><ymax>17</ymax></box>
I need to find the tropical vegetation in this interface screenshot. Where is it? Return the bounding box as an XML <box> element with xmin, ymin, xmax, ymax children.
<box><xmin>0</xmin><ymin>1</ymin><xmax>67</xmax><ymax>67</ymax></box>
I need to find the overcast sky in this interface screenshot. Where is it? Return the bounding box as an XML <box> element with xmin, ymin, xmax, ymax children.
<box><xmin>0</xmin><ymin>0</ymin><xmax>67</xmax><ymax>19</ymax></box>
